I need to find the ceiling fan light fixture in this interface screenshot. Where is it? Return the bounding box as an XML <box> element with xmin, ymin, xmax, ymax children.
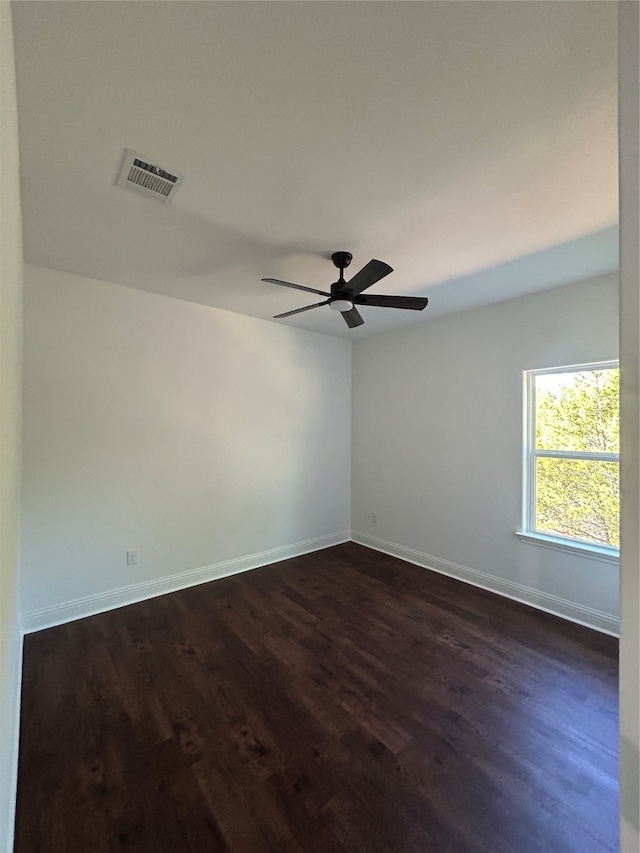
<box><xmin>263</xmin><ymin>253</ymin><xmax>426</xmax><ymax>328</ymax></box>
<box><xmin>330</xmin><ymin>299</ymin><xmax>353</xmax><ymax>312</ymax></box>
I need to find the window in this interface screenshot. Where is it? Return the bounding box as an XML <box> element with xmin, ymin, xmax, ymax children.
<box><xmin>520</xmin><ymin>362</ymin><xmax>619</xmax><ymax>558</ymax></box>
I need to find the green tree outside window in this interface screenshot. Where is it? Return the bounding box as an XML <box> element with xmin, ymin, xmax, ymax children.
<box><xmin>528</xmin><ymin>366</ymin><xmax>619</xmax><ymax>549</ymax></box>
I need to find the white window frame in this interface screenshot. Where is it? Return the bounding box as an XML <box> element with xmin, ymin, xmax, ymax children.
<box><xmin>517</xmin><ymin>361</ymin><xmax>620</xmax><ymax>563</ymax></box>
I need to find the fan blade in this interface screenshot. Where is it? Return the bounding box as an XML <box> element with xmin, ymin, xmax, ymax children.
<box><xmin>342</xmin><ymin>306</ymin><xmax>364</xmax><ymax>328</ymax></box>
<box><xmin>262</xmin><ymin>278</ymin><xmax>331</xmax><ymax>297</ymax></box>
<box><xmin>355</xmin><ymin>294</ymin><xmax>428</xmax><ymax>311</ymax></box>
<box><xmin>273</xmin><ymin>299</ymin><xmax>331</xmax><ymax>319</ymax></box>
<box><xmin>343</xmin><ymin>259</ymin><xmax>393</xmax><ymax>295</ymax></box>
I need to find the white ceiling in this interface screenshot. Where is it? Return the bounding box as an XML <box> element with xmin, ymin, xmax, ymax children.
<box><xmin>12</xmin><ymin>1</ymin><xmax>618</xmax><ymax>339</ymax></box>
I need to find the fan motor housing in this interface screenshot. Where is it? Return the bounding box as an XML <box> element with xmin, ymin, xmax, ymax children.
<box><xmin>331</xmin><ymin>251</ymin><xmax>352</xmax><ymax>270</ymax></box>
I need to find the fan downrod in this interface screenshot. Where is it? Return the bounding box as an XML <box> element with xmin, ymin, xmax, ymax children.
<box><xmin>331</xmin><ymin>251</ymin><xmax>353</xmax><ymax>271</ymax></box>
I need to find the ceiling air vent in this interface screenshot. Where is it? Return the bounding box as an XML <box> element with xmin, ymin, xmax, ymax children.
<box><xmin>115</xmin><ymin>148</ymin><xmax>183</xmax><ymax>204</ymax></box>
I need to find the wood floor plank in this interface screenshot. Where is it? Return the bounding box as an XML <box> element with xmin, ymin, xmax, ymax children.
<box><xmin>15</xmin><ymin>543</ymin><xmax>618</xmax><ymax>852</ymax></box>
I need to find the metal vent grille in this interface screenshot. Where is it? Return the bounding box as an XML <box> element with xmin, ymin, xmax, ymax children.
<box><xmin>115</xmin><ymin>149</ymin><xmax>183</xmax><ymax>203</ymax></box>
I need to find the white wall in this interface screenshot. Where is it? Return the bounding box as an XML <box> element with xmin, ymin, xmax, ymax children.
<box><xmin>0</xmin><ymin>4</ymin><xmax>24</xmax><ymax>849</ymax></box>
<box><xmin>352</xmin><ymin>273</ymin><xmax>619</xmax><ymax>633</ymax></box>
<box><xmin>619</xmin><ymin>0</ymin><xmax>640</xmax><ymax>846</ymax></box>
<box><xmin>21</xmin><ymin>265</ymin><xmax>351</xmax><ymax>628</ymax></box>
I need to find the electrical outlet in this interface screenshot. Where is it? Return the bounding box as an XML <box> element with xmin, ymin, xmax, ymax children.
<box><xmin>371</xmin><ymin>512</ymin><xmax>378</xmax><ymax>525</ymax></box>
<box><xmin>126</xmin><ymin>549</ymin><xmax>138</xmax><ymax>566</ymax></box>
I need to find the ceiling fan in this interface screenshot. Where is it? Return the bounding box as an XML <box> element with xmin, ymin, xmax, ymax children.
<box><xmin>262</xmin><ymin>252</ymin><xmax>429</xmax><ymax>328</ymax></box>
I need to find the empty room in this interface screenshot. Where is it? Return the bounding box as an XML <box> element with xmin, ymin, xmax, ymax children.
<box><xmin>2</xmin><ymin>2</ymin><xmax>639</xmax><ymax>851</ymax></box>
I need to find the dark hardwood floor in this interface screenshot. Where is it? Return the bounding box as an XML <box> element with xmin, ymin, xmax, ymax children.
<box><xmin>15</xmin><ymin>543</ymin><xmax>618</xmax><ymax>852</ymax></box>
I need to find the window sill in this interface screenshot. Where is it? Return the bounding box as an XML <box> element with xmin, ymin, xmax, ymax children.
<box><xmin>515</xmin><ymin>531</ymin><xmax>619</xmax><ymax>564</ymax></box>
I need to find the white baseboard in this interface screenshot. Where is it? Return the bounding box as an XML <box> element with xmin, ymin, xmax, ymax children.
<box><xmin>21</xmin><ymin>529</ymin><xmax>620</xmax><ymax>637</ymax></box>
<box><xmin>352</xmin><ymin>531</ymin><xmax>620</xmax><ymax>637</ymax></box>
<box><xmin>22</xmin><ymin>531</ymin><xmax>350</xmax><ymax>633</ymax></box>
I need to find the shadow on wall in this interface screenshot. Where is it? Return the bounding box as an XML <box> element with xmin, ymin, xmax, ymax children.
<box><xmin>422</xmin><ymin>225</ymin><xmax>619</xmax><ymax>319</ymax></box>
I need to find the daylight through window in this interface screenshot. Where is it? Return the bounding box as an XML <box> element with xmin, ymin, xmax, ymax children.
<box><xmin>523</xmin><ymin>363</ymin><xmax>619</xmax><ymax>554</ymax></box>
